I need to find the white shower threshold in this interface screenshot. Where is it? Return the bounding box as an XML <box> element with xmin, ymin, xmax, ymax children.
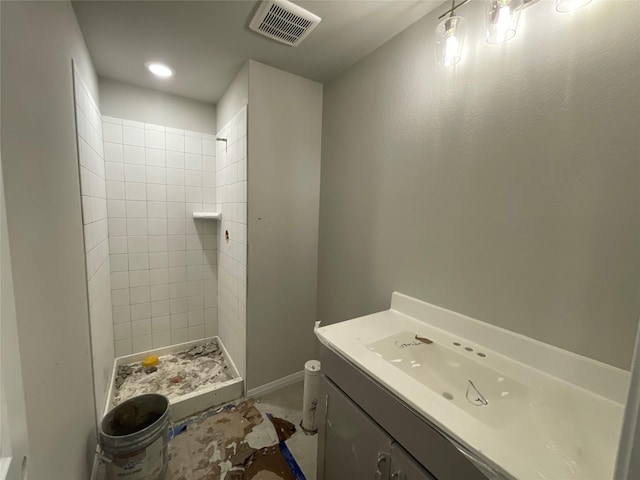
<box><xmin>104</xmin><ymin>336</ymin><xmax>244</xmax><ymax>421</ymax></box>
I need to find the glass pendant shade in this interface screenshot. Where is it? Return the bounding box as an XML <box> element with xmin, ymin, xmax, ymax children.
<box><xmin>486</xmin><ymin>0</ymin><xmax>522</xmax><ymax>44</ymax></box>
<box><xmin>555</xmin><ymin>0</ymin><xmax>592</xmax><ymax>12</ymax></box>
<box><xmin>435</xmin><ymin>16</ymin><xmax>467</xmax><ymax>67</ymax></box>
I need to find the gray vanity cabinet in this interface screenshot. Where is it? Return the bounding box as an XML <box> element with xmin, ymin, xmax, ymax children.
<box><xmin>318</xmin><ymin>375</ymin><xmax>435</xmax><ymax>480</ymax></box>
<box><xmin>318</xmin><ymin>376</ymin><xmax>393</xmax><ymax>479</ymax></box>
<box><xmin>389</xmin><ymin>443</ymin><xmax>436</xmax><ymax>480</ymax></box>
<box><xmin>317</xmin><ymin>345</ymin><xmax>489</xmax><ymax>480</ymax></box>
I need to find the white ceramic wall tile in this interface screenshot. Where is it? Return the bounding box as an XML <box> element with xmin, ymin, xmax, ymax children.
<box><xmin>127</xmin><ymin>219</ymin><xmax>147</xmax><ymax>236</ymax></box>
<box><xmin>149</xmin><ymin>235</ymin><xmax>168</xmax><ymax>252</ymax></box>
<box><xmin>108</xmin><ymin>200</ymin><xmax>126</xmax><ymax>218</ymax></box>
<box><xmin>115</xmin><ymin>339</ymin><xmax>132</xmax><ymax>357</ymax></box>
<box><xmin>113</xmin><ymin>306</ymin><xmax>131</xmax><ymax>324</ymax></box>
<box><xmin>132</xmin><ymin>335</ymin><xmax>152</xmax><ymax>354</ymax></box>
<box><xmin>167</xmin><ymin>168</ymin><xmax>185</xmax><ymax>186</ymax></box>
<box><xmin>147</xmin><ymin>184</ymin><xmax>166</xmax><ymax>202</ymax></box>
<box><xmin>132</xmin><ymin>318</ymin><xmax>152</xmax><ymax>337</ymax></box>
<box><xmin>126</xmin><ymin>201</ymin><xmax>147</xmax><ymax>218</ymax></box>
<box><xmin>185</xmin><ymin>136</ymin><xmax>202</xmax><ymax>154</ymax></box>
<box><xmin>148</xmin><ymin>202</ymin><xmax>167</xmax><ymax>219</ymax></box>
<box><xmin>146</xmin><ymin>148</ymin><xmax>165</xmax><ymax>167</ymax></box>
<box><xmin>103</xmin><ymin>123</ymin><xmax>122</xmax><ymax>144</ymax></box>
<box><xmin>123</xmin><ymin>126</ymin><xmax>145</xmax><ymax>147</ymax></box>
<box><xmin>74</xmin><ymin>67</ymin><xmax>115</xmax><ymax>421</ymax></box>
<box><xmin>167</xmin><ymin>151</ymin><xmax>185</xmax><ymax>169</ymax></box>
<box><xmin>171</xmin><ymin>328</ymin><xmax>189</xmax><ymax>345</ymax></box>
<box><xmin>131</xmin><ymin>301</ymin><xmax>151</xmax><ymax>319</ymax></box>
<box><xmin>105</xmin><ymin>162</ymin><xmax>124</xmax><ymax>181</ymax></box>
<box><xmin>215</xmin><ymin>106</ymin><xmax>247</xmax><ymax>378</ymax></box>
<box><xmin>166</xmin><ymin>185</ymin><xmax>185</xmax><ymax>202</ymax></box>
<box><xmin>189</xmin><ymin>325</ymin><xmax>205</xmax><ymax>341</ymax></box>
<box><xmin>125</xmin><ymin>164</ymin><xmax>146</xmax><ymax>183</ymax></box>
<box><xmin>185</xmin><ymin>153</ymin><xmax>203</xmax><ymax>171</ymax></box>
<box><xmin>150</xmin><ymin>283</ymin><xmax>169</xmax><ymax>301</ymax></box>
<box><xmin>128</xmin><ymin>253</ymin><xmax>149</xmax><ymax>270</ymax></box>
<box><xmin>123</xmin><ymin>145</ymin><xmax>145</xmax><ymax>165</ymax></box>
<box><xmin>153</xmin><ymin>332</ymin><xmax>171</xmax><ymax>349</ymax></box>
<box><xmin>105</xmin><ymin>115</ymin><xmax>217</xmax><ymax>351</ymax></box>
<box><xmin>166</xmin><ymin>133</ymin><xmax>185</xmax><ymax>152</ymax></box>
<box><xmin>125</xmin><ymin>183</ymin><xmax>146</xmax><ymax>201</ymax></box>
<box><xmin>145</xmin><ymin>123</ymin><xmax>164</xmax><ymax>132</ymax></box>
<box><xmin>145</xmin><ymin>130</ymin><xmax>165</xmax><ymax>150</ymax></box>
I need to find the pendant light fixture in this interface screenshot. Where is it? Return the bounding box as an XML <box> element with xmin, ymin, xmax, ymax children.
<box><xmin>435</xmin><ymin>0</ymin><xmax>468</xmax><ymax>67</ymax></box>
<box><xmin>486</xmin><ymin>0</ymin><xmax>522</xmax><ymax>44</ymax></box>
<box><xmin>555</xmin><ymin>0</ymin><xmax>592</xmax><ymax>13</ymax></box>
<box><xmin>434</xmin><ymin>0</ymin><xmax>593</xmax><ymax>66</ymax></box>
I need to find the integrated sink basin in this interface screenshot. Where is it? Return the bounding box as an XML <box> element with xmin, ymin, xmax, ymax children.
<box><xmin>315</xmin><ymin>292</ymin><xmax>630</xmax><ymax>480</ymax></box>
<box><xmin>367</xmin><ymin>331</ymin><xmax>529</xmax><ymax>429</ymax></box>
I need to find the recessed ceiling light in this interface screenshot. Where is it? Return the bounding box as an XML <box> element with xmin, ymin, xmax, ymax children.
<box><xmin>145</xmin><ymin>62</ymin><xmax>174</xmax><ymax>78</ymax></box>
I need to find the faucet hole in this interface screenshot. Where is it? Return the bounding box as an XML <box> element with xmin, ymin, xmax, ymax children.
<box><xmin>442</xmin><ymin>392</ymin><xmax>454</xmax><ymax>401</ymax></box>
<box><xmin>477</xmin><ymin>352</ymin><xmax>486</xmax><ymax>358</ymax></box>
<box><xmin>465</xmin><ymin>347</ymin><xmax>473</xmax><ymax>352</ymax></box>
<box><xmin>453</xmin><ymin>342</ymin><xmax>461</xmax><ymax>346</ymax></box>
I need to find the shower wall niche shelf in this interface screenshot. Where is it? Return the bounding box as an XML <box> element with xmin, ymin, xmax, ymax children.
<box><xmin>192</xmin><ymin>212</ymin><xmax>222</xmax><ymax>220</ymax></box>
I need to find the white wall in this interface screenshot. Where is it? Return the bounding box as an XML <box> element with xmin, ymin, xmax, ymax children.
<box><xmin>247</xmin><ymin>61</ymin><xmax>323</xmax><ymax>389</ymax></box>
<box><xmin>216</xmin><ymin>107</ymin><xmax>247</xmax><ymax>379</ymax></box>
<box><xmin>318</xmin><ymin>0</ymin><xmax>640</xmax><ymax>369</ymax></box>
<box><xmin>1</xmin><ymin>1</ymin><xmax>99</xmax><ymax>477</ymax></box>
<box><xmin>103</xmin><ymin>116</ymin><xmax>218</xmax><ymax>354</ymax></box>
<box><xmin>216</xmin><ymin>63</ymin><xmax>248</xmax><ymax>132</ymax></box>
<box><xmin>73</xmin><ymin>67</ymin><xmax>114</xmax><ymax>424</ymax></box>
<box><xmin>99</xmin><ymin>78</ymin><xmax>216</xmax><ymax>134</ymax></box>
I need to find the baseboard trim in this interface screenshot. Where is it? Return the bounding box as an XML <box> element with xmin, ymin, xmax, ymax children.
<box><xmin>247</xmin><ymin>370</ymin><xmax>304</xmax><ymax>398</ymax></box>
<box><xmin>90</xmin><ymin>454</ymin><xmax>99</xmax><ymax>480</ymax></box>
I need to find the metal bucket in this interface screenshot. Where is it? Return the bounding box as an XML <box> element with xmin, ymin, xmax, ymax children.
<box><xmin>99</xmin><ymin>394</ymin><xmax>171</xmax><ymax>480</ymax></box>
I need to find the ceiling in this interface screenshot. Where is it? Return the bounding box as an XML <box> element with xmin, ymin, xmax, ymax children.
<box><xmin>72</xmin><ymin>0</ymin><xmax>441</xmax><ymax>104</ymax></box>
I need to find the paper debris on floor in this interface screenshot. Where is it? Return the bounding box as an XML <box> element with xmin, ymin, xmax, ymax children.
<box><xmin>166</xmin><ymin>398</ymin><xmax>306</xmax><ymax>480</ymax></box>
<box><xmin>268</xmin><ymin>415</ymin><xmax>297</xmax><ymax>443</ymax></box>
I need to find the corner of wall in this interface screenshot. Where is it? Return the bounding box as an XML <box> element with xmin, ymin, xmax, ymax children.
<box><xmin>216</xmin><ymin>62</ymin><xmax>249</xmax><ymax>132</ymax></box>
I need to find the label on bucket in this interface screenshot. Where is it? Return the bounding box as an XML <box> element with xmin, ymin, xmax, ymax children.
<box><xmin>109</xmin><ymin>437</ymin><xmax>165</xmax><ymax>480</ymax></box>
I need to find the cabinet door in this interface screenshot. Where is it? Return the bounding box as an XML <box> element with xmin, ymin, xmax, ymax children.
<box><xmin>318</xmin><ymin>375</ymin><xmax>393</xmax><ymax>480</ymax></box>
<box><xmin>390</xmin><ymin>443</ymin><xmax>437</xmax><ymax>480</ymax></box>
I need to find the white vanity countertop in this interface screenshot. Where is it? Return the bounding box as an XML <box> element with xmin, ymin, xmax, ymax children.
<box><xmin>315</xmin><ymin>292</ymin><xmax>629</xmax><ymax>480</ymax></box>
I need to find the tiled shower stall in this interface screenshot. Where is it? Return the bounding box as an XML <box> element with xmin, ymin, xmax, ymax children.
<box><xmin>74</xmin><ymin>65</ymin><xmax>248</xmax><ymax>418</ymax></box>
<box><xmin>102</xmin><ymin>116</ymin><xmax>219</xmax><ymax>356</ymax></box>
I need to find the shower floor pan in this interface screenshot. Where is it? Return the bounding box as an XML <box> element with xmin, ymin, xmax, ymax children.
<box><xmin>104</xmin><ymin>336</ymin><xmax>243</xmax><ymax>421</ymax></box>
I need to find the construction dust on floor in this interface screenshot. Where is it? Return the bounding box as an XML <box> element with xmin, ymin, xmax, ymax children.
<box><xmin>166</xmin><ymin>398</ymin><xmax>306</xmax><ymax>480</ymax></box>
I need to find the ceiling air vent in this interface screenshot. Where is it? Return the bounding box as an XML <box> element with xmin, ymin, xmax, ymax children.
<box><xmin>249</xmin><ymin>0</ymin><xmax>321</xmax><ymax>47</ymax></box>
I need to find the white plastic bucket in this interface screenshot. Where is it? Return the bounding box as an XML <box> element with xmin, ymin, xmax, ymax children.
<box><xmin>99</xmin><ymin>394</ymin><xmax>171</xmax><ymax>480</ymax></box>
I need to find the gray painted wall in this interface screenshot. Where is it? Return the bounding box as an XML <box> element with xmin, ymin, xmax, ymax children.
<box><xmin>0</xmin><ymin>3</ymin><xmax>30</xmax><ymax>469</ymax></box>
<box><xmin>317</xmin><ymin>0</ymin><xmax>640</xmax><ymax>369</ymax></box>
<box><xmin>247</xmin><ymin>61</ymin><xmax>323</xmax><ymax>389</ymax></box>
<box><xmin>1</xmin><ymin>1</ymin><xmax>99</xmax><ymax>477</ymax></box>
<box><xmin>99</xmin><ymin>78</ymin><xmax>216</xmax><ymax>134</ymax></box>
<box><xmin>615</xmin><ymin>320</ymin><xmax>640</xmax><ymax>478</ymax></box>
